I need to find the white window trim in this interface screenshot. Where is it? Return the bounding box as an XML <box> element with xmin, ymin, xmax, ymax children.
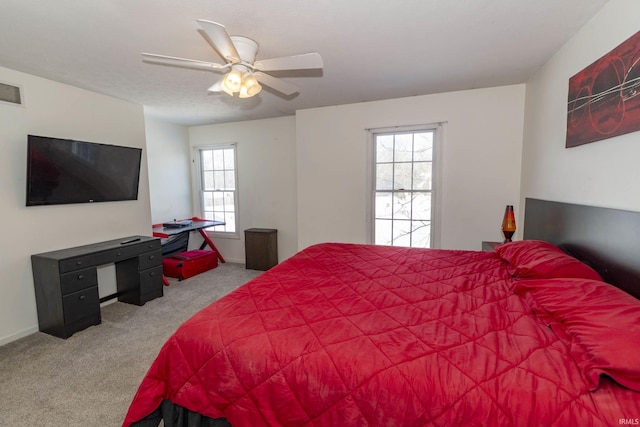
<box><xmin>365</xmin><ymin>123</ymin><xmax>444</xmax><ymax>248</ymax></box>
<box><xmin>193</xmin><ymin>143</ymin><xmax>240</xmax><ymax>240</ymax></box>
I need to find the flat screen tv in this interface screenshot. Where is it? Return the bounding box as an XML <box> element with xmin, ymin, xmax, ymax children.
<box><xmin>26</xmin><ymin>135</ymin><xmax>142</xmax><ymax>206</ymax></box>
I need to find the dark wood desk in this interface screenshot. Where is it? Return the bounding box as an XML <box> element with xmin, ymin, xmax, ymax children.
<box><xmin>152</xmin><ymin>218</ymin><xmax>225</xmax><ymax>263</ymax></box>
<box><xmin>31</xmin><ymin>236</ymin><xmax>163</xmax><ymax>338</ymax></box>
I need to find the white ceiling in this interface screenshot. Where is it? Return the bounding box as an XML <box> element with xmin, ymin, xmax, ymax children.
<box><xmin>0</xmin><ymin>0</ymin><xmax>609</xmax><ymax>126</ymax></box>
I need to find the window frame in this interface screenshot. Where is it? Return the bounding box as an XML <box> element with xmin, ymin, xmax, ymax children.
<box><xmin>194</xmin><ymin>143</ymin><xmax>240</xmax><ymax>239</ymax></box>
<box><xmin>366</xmin><ymin>123</ymin><xmax>443</xmax><ymax>248</ymax></box>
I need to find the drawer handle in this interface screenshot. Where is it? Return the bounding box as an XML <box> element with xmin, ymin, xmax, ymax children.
<box><xmin>149</xmin><ymin>271</ymin><xmax>156</xmax><ymax>277</ymax></box>
<box><xmin>79</xmin><ymin>294</ymin><xmax>86</xmax><ymax>301</ymax></box>
<box><xmin>76</xmin><ymin>261</ymin><xmax>83</xmax><ymax>266</ymax></box>
<box><xmin>148</xmin><ymin>255</ymin><xmax>155</xmax><ymax>260</ymax></box>
<box><xmin>77</xmin><ymin>274</ymin><xmax>84</xmax><ymax>280</ymax></box>
<box><xmin>116</xmin><ymin>252</ymin><xmax>122</xmax><ymax>256</ymax></box>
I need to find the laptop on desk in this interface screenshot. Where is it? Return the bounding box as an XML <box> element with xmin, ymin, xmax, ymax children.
<box><xmin>162</xmin><ymin>220</ymin><xmax>193</xmax><ymax>229</ymax></box>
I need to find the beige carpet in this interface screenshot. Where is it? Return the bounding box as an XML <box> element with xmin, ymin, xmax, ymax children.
<box><xmin>0</xmin><ymin>263</ymin><xmax>261</xmax><ymax>427</ymax></box>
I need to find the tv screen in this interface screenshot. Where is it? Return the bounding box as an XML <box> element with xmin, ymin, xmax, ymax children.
<box><xmin>26</xmin><ymin>135</ymin><xmax>142</xmax><ymax>206</ymax></box>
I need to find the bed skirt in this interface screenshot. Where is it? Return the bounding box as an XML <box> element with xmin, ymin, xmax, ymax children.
<box><xmin>129</xmin><ymin>400</ymin><xmax>230</xmax><ymax>427</ymax></box>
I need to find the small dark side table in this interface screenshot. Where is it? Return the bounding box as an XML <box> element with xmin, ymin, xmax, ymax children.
<box><xmin>481</xmin><ymin>241</ymin><xmax>501</xmax><ymax>251</ymax></box>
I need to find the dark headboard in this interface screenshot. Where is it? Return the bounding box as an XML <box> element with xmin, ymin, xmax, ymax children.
<box><xmin>524</xmin><ymin>198</ymin><xmax>640</xmax><ymax>300</ymax></box>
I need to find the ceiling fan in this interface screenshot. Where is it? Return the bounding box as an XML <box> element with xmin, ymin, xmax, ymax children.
<box><xmin>142</xmin><ymin>19</ymin><xmax>323</xmax><ymax>98</ymax></box>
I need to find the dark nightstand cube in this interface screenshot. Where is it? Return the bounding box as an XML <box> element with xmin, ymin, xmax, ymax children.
<box><xmin>482</xmin><ymin>241</ymin><xmax>501</xmax><ymax>251</ymax></box>
<box><xmin>245</xmin><ymin>228</ymin><xmax>278</xmax><ymax>271</ymax></box>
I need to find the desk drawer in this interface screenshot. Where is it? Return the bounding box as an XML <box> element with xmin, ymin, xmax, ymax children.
<box><xmin>140</xmin><ymin>265</ymin><xmax>163</xmax><ymax>295</ymax></box>
<box><xmin>138</xmin><ymin>250</ymin><xmax>162</xmax><ymax>271</ymax></box>
<box><xmin>60</xmin><ymin>267</ymin><xmax>98</xmax><ymax>295</ymax></box>
<box><xmin>59</xmin><ymin>255</ymin><xmax>96</xmax><ymax>274</ymax></box>
<box><xmin>95</xmin><ymin>246</ymin><xmax>139</xmax><ymax>265</ymax></box>
<box><xmin>63</xmin><ymin>287</ymin><xmax>99</xmax><ymax>325</ymax></box>
<box><xmin>132</xmin><ymin>239</ymin><xmax>162</xmax><ymax>253</ymax></box>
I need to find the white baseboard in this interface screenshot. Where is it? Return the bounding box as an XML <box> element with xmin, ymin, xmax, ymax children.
<box><xmin>0</xmin><ymin>325</ymin><xmax>39</xmax><ymax>347</ymax></box>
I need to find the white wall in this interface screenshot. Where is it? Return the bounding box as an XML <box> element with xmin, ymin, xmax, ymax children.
<box><xmin>144</xmin><ymin>115</ymin><xmax>192</xmax><ymax>224</ymax></box>
<box><xmin>189</xmin><ymin>116</ymin><xmax>298</xmax><ymax>263</ymax></box>
<box><xmin>296</xmin><ymin>85</ymin><xmax>526</xmax><ymax>250</ymax></box>
<box><xmin>0</xmin><ymin>66</ymin><xmax>151</xmax><ymax>345</ymax></box>
<box><xmin>521</xmin><ymin>0</ymin><xmax>640</xmax><ymax>214</ymax></box>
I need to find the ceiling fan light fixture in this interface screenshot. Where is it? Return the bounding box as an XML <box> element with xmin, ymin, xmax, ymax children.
<box><xmin>239</xmin><ymin>73</ymin><xmax>262</xmax><ymax>98</ymax></box>
<box><xmin>221</xmin><ymin>69</ymin><xmax>243</xmax><ymax>94</ymax></box>
<box><xmin>220</xmin><ymin>83</ymin><xmax>234</xmax><ymax>96</ymax></box>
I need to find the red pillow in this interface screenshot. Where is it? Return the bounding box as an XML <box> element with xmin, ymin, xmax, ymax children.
<box><xmin>515</xmin><ymin>278</ymin><xmax>640</xmax><ymax>392</ymax></box>
<box><xmin>496</xmin><ymin>240</ymin><xmax>602</xmax><ymax>281</ymax></box>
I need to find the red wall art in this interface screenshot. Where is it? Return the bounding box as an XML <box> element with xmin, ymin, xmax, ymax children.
<box><xmin>566</xmin><ymin>30</ymin><xmax>640</xmax><ymax>148</ymax></box>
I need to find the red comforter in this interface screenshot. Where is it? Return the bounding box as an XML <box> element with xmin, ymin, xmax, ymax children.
<box><xmin>124</xmin><ymin>243</ymin><xmax>640</xmax><ymax>426</ymax></box>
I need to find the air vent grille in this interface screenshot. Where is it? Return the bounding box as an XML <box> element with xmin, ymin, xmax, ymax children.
<box><xmin>0</xmin><ymin>82</ymin><xmax>23</xmax><ymax>106</ymax></box>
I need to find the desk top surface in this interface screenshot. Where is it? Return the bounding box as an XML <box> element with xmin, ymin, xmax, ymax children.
<box><xmin>152</xmin><ymin>220</ymin><xmax>224</xmax><ymax>237</ymax></box>
<box><xmin>32</xmin><ymin>235</ymin><xmax>158</xmax><ymax>259</ymax></box>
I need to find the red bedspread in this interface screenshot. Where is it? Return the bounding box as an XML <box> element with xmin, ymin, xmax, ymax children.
<box><xmin>124</xmin><ymin>243</ymin><xmax>640</xmax><ymax>426</ymax></box>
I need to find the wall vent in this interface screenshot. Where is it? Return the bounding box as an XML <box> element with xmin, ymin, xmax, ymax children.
<box><xmin>0</xmin><ymin>82</ymin><xmax>23</xmax><ymax>106</ymax></box>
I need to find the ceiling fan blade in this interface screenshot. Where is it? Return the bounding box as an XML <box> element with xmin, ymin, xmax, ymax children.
<box><xmin>207</xmin><ymin>77</ymin><xmax>225</xmax><ymax>93</ymax></box>
<box><xmin>142</xmin><ymin>53</ymin><xmax>229</xmax><ymax>71</ymax></box>
<box><xmin>254</xmin><ymin>72</ymin><xmax>299</xmax><ymax>96</ymax></box>
<box><xmin>197</xmin><ymin>19</ymin><xmax>240</xmax><ymax>63</ymax></box>
<box><xmin>254</xmin><ymin>53</ymin><xmax>323</xmax><ymax>71</ymax></box>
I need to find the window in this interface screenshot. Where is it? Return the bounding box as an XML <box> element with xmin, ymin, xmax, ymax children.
<box><xmin>371</xmin><ymin>128</ymin><xmax>437</xmax><ymax>248</ymax></box>
<box><xmin>197</xmin><ymin>145</ymin><xmax>237</xmax><ymax>234</ymax></box>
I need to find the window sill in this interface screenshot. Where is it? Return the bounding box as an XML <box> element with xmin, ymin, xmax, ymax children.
<box><xmin>205</xmin><ymin>230</ymin><xmax>240</xmax><ymax>240</ymax></box>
